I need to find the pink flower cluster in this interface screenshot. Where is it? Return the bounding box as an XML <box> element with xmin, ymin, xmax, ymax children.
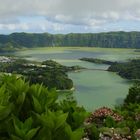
<box><xmin>135</xmin><ymin>113</ymin><xmax>140</xmax><ymax>121</ymax></box>
<box><xmin>93</xmin><ymin>107</ymin><xmax>123</xmax><ymax>121</ymax></box>
<box><xmin>92</xmin><ymin>107</ymin><xmax>113</xmax><ymax>118</ymax></box>
<box><xmin>135</xmin><ymin>129</ymin><xmax>140</xmax><ymax>138</ymax></box>
<box><xmin>85</xmin><ymin>107</ymin><xmax>123</xmax><ymax>124</ymax></box>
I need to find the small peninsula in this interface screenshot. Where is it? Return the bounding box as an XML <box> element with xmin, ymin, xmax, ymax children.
<box><xmin>80</xmin><ymin>57</ymin><xmax>140</xmax><ymax>80</ymax></box>
<box><xmin>0</xmin><ymin>57</ymin><xmax>83</xmax><ymax>90</ymax></box>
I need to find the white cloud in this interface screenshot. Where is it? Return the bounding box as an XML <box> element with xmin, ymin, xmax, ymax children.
<box><xmin>0</xmin><ymin>23</ymin><xmax>29</xmax><ymax>31</ymax></box>
<box><xmin>0</xmin><ymin>0</ymin><xmax>140</xmax><ymax>33</ymax></box>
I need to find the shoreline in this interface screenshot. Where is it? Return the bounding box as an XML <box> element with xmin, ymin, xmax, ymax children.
<box><xmin>56</xmin><ymin>86</ymin><xmax>75</xmax><ymax>92</ymax></box>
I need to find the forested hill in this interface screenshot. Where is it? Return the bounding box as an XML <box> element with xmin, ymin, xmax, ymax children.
<box><xmin>0</xmin><ymin>31</ymin><xmax>140</xmax><ymax>48</ymax></box>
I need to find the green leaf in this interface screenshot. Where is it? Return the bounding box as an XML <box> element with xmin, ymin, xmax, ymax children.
<box><xmin>61</xmin><ymin>124</ymin><xmax>73</xmax><ymax>140</ymax></box>
<box><xmin>23</xmin><ymin>117</ymin><xmax>33</xmax><ymax>133</ymax></box>
<box><xmin>70</xmin><ymin>128</ymin><xmax>84</xmax><ymax>140</ymax></box>
<box><xmin>25</xmin><ymin>127</ymin><xmax>40</xmax><ymax>140</ymax></box>
<box><xmin>30</xmin><ymin>84</ymin><xmax>43</xmax><ymax>98</ymax></box>
<box><xmin>34</xmin><ymin>127</ymin><xmax>52</xmax><ymax>140</ymax></box>
<box><xmin>11</xmin><ymin>135</ymin><xmax>22</xmax><ymax>140</ymax></box>
<box><xmin>16</xmin><ymin>92</ymin><xmax>26</xmax><ymax>105</ymax></box>
<box><xmin>35</xmin><ymin>112</ymin><xmax>54</xmax><ymax>129</ymax></box>
<box><xmin>64</xmin><ymin>124</ymin><xmax>72</xmax><ymax>137</ymax></box>
<box><xmin>55</xmin><ymin>113</ymin><xmax>68</xmax><ymax>131</ymax></box>
<box><xmin>0</xmin><ymin>103</ymin><xmax>13</xmax><ymax>120</ymax></box>
<box><xmin>13</xmin><ymin>117</ymin><xmax>25</xmax><ymax>138</ymax></box>
<box><xmin>32</xmin><ymin>96</ymin><xmax>42</xmax><ymax>113</ymax></box>
<box><xmin>0</xmin><ymin>85</ymin><xmax>10</xmax><ymax>106</ymax></box>
<box><xmin>90</xmin><ymin>124</ymin><xmax>99</xmax><ymax>140</ymax></box>
<box><xmin>72</xmin><ymin>111</ymin><xmax>88</xmax><ymax>128</ymax></box>
<box><xmin>104</xmin><ymin>116</ymin><xmax>116</xmax><ymax>127</ymax></box>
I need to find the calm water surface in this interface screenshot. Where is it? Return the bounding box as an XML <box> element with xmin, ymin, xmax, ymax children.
<box><xmin>15</xmin><ymin>47</ymin><xmax>139</xmax><ymax>111</ymax></box>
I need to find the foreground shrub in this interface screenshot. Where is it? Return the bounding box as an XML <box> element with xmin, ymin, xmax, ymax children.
<box><xmin>0</xmin><ymin>75</ymin><xmax>87</xmax><ymax>140</ymax></box>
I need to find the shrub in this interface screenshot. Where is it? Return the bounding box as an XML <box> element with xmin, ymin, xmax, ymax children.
<box><xmin>0</xmin><ymin>75</ymin><xmax>86</xmax><ymax>140</ymax></box>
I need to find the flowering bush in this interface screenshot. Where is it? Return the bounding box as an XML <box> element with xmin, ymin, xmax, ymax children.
<box><xmin>85</xmin><ymin>107</ymin><xmax>123</xmax><ymax>125</ymax></box>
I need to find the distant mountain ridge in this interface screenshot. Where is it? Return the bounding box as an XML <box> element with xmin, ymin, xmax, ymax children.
<box><xmin>0</xmin><ymin>31</ymin><xmax>140</xmax><ymax>48</ymax></box>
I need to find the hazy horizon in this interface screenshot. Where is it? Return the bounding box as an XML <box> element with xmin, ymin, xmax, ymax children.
<box><xmin>1</xmin><ymin>30</ymin><xmax>140</xmax><ymax>35</ymax></box>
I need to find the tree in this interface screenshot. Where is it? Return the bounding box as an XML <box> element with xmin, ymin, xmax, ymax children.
<box><xmin>124</xmin><ymin>83</ymin><xmax>140</xmax><ymax>104</ymax></box>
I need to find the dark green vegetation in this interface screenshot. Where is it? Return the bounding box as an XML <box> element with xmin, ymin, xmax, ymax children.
<box><xmin>80</xmin><ymin>58</ymin><xmax>140</xmax><ymax>80</ymax></box>
<box><xmin>0</xmin><ymin>59</ymin><xmax>83</xmax><ymax>90</ymax></box>
<box><xmin>124</xmin><ymin>83</ymin><xmax>140</xmax><ymax>104</ymax></box>
<box><xmin>1</xmin><ymin>31</ymin><xmax>140</xmax><ymax>48</ymax></box>
<box><xmin>80</xmin><ymin>58</ymin><xmax>116</xmax><ymax>65</ymax></box>
<box><xmin>0</xmin><ymin>75</ymin><xmax>140</xmax><ymax>140</ymax></box>
<box><xmin>108</xmin><ymin>59</ymin><xmax>140</xmax><ymax>80</ymax></box>
<box><xmin>0</xmin><ymin>42</ymin><xmax>22</xmax><ymax>52</ymax></box>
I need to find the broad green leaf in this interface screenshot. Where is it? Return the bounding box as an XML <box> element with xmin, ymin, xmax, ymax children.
<box><xmin>34</xmin><ymin>127</ymin><xmax>52</xmax><ymax>140</ymax></box>
<box><xmin>23</xmin><ymin>117</ymin><xmax>33</xmax><ymax>133</ymax></box>
<box><xmin>35</xmin><ymin>112</ymin><xmax>54</xmax><ymax>129</ymax></box>
<box><xmin>16</xmin><ymin>92</ymin><xmax>26</xmax><ymax>106</ymax></box>
<box><xmin>0</xmin><ymin>85</ymin><xmax>6</xmax><ymax>95</ymax></box>
<box><xmin>11</xmin><ymin>135</ymin><xmax>22</xmax><ymax>140</ymax></box>
<box><xmin>70</xmin><ymin>128</ymin><xmax>84</xmax><ymax>140</ymax></box>
<box><xmin>0</xmin><ymin>103</ymin><xmax>13</xmax><ymax>120</ymax></box>
<box><xmin>72</xmin><ymin>111</ymin><xmax>88</xmax><ymax>128</ymax></box>
<box><xmin>64</xmin><ymin>124</ymin><xmax>72</xmax><ymax>135</ymax></box>
<box><xmin>8</xmin><ymin>78</ymin><xmax>29</xmax><ymax>97</ymax></box>
<box><xmin>25</xmin><ymin>127</ymin><xmax>40</xmax><ymax>140</ymax></box>
<box><xmin>13</xmin><ymin>117</ymin><xmax>24</xmax><ymax>138</ymax></box>
<box><xmin>35</xmin><ymin>84</ymin><xmax>43</xmax><ymax>97</ymax></box>
<box><xmin>0</xmin><ymin>85</ymin><xmax>10</xmax><ymax>106</ymax></box>
<box><xmin>32</xmin><ymin>96</ymin><xmax>42</xmax><ymax>113</ymax></box>
<box><xmin>55</xmin><ymin>113</ymin><xmax>68</xmax><ymax>131</ymax></box>
<box><xmin>64</xmin><ymin>124</ymin><xmax>72</xmax><ymax>139</ymax></box>
<box><xmin>30</xmin><ymin>84</ymin><xmax>43</xmax><ymax>97</ymax></box>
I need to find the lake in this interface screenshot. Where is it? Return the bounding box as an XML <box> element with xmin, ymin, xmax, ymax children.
<box><xmin>15</xmin><ymin>47</ymin><xmax>140</xmax><ymax>111</ymax></box>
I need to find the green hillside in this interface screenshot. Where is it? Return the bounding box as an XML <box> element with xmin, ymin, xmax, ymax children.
<box><xmin>0</xmin><ymin>31</ymin><xmax>140</xmax><ymax>48</ymax></box>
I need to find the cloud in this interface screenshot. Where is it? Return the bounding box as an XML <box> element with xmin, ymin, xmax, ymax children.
<box><xmin>0</xmin><ymin>23</ymin><xmax>29</xmax><ymax>31</ymax></box>
<box><xmin>0</xmin><ymin>0</ymin><xmax>140</xmax><ymax>33</ymax></box>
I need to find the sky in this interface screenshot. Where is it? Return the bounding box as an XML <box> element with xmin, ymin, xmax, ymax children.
<box><xmin>0</xmin><ymin>0</ymin><xmax>140</xmax><ymax>34</ymax></box>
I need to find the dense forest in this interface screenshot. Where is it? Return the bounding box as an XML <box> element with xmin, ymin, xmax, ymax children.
<box><xmin>80</xmin><ymin>58</ymin><xmax>140</xmax><ymax>80</ymax></box>
<box><xmin>108</xmin><ymin>59</ymin><xmax>140</xmax><ymax>80</ymax></box>
<box><xmin>0</xmin><ymin>59</ymin><xmax>83</xmax><ymax>90</ymax></box>
<box><xmin>0</xmin><ymin>31</ymin><xmax>140</xmax><ymax>49</ymax></box>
